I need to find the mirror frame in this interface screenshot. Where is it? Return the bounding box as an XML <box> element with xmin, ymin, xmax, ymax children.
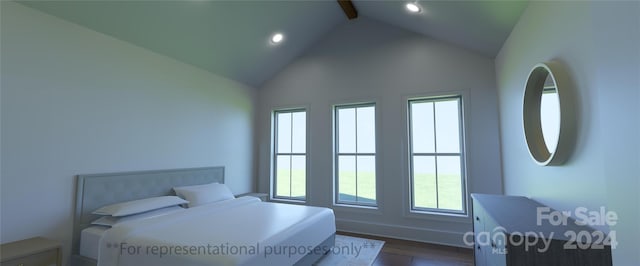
<box><xmin>523</xmin><ymin>61</ymin><xmax>574</xmax><ymax>166</ymax></box>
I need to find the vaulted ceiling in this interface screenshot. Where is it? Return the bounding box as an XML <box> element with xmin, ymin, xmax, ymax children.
<box><xmin>19</xmin><ymin>0</ymin><xmax>528</xmax><ymax>87</ymax></box>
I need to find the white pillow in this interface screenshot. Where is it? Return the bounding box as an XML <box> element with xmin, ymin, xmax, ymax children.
<box><xmin>91</xmin><ymin>206</ymin><xmax>183</xmax><ymax>227</ymax></box>
<box><xmin>92</xmin><ymin>196</ymin><xmax>188</xmax><ymax>217</ymax></box>
<box><xmin>173</xmin><ymin>182</ymin><xmax>235</xmax><ymax>207</ymax></box>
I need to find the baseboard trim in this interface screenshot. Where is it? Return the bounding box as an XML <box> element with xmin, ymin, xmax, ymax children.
<box><xmin>335</xmin><ymin>218</ymin><xmax>472</xmax><ymax>249</ymax></box>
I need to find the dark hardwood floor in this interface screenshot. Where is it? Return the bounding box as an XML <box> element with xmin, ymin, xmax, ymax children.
<box><xmin>338</xmin><ymin>231</ymin><xmax>474</xmax><ymax>266</ymax></box>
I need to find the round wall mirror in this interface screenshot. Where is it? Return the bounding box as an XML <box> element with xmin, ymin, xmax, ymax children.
<box><xmin>523</xmin><ymin>62</ymin><xmax>573</xmax><ymax>166</ymax></box>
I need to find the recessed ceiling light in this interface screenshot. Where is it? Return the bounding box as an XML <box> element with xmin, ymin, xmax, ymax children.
<box><xmin>405</xmin><ymin>2</ymin><xmax>421</xmax><ymax>13</ymax></box>
<box><xmin>270</xmin><ymin>33</ymin><xmax>284</xmax><ymax>44</ymax></box>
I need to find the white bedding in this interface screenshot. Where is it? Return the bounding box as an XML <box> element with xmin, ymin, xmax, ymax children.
<box><xmin>96</xmin><ymin>196</ymin><xmax>336</xmax><ymax>266</ymax></box>
<box><xmin>81</xmin><ymin>226</ymin><xmax>109</xmax><ymax>260</ymax></box>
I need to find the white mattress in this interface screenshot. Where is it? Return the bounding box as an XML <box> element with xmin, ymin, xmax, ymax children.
<box><xmin>94</xmin><ymin>196</ymin><xmax>335</xmax><ymax>266</ymax></box>
<box><xmin>80</xmin><ymin>226</ymin><xmax>108</xmax><ymax>260</ymax></box>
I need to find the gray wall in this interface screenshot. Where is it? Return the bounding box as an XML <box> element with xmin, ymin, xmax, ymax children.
<box><xmin>496</xmin><ymin>1</ymin><xmax>640</xmax><ymax>264</ymax></box>
<box><xmin>256</xmin><ymin>17</ymin><xmax>503</xmax><ymax>247</ymax></box>
<box><xmin>0</xmin><ymin>2</ymin><xmax>256</xmax><ymax>263</ymax></box>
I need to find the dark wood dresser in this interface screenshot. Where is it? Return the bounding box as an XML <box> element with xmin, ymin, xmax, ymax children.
<box><xmin>471</xmin><ymin>193</ymin><xmax>612</xmax><ymax>266</ymax></box>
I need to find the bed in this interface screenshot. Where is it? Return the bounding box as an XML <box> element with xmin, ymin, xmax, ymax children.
<box><xmin>70</xmin><ymin>166</ymin><xmax>336</xmax><ymax>266</ymax></box>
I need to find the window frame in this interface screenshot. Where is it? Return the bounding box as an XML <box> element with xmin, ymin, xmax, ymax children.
<box><xmin>334</xmin><ymin>103</ymin><xmax>378</xmax><ymax>207</ymax></box>
<box><xmin>271</xmin><ymin>108</ymin><xmax>307</xmax><ymax>202</ymax></box>
<box><xmin>408</xmin><ymin>95</ymin><xmax>468</xmax><ymax>215</ymax></box>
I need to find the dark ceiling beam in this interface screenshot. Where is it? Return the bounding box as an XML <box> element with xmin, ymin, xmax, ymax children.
<box><xmin>337</xmin><ymin>0</ymin><xmax>358</xmax><ymax>20</ymax></box>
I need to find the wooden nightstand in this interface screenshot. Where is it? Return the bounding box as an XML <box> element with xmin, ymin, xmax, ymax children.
<box><xmin>0</xmin><ymin>237</ymin><xmax>62</xmax><ymax>266</ymax></box>
<box><xmin>236</xmin><ymin>192</ymin><xmax>268</xmax><ymax>202</ymax></box>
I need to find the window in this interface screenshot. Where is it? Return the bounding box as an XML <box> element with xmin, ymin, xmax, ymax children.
<box><xmin>334</xmin><ymin>104</ymin><xmax>377</xmax><ymax>206</ymax></box>
<box><xmin>409</xmin><ymin>96</ymin><xmax>466</xmax><ymax>214</ymax></box>
<box><xmin>273</xmin><ymin>109</ymin><xmax>306</xmax><ymax>201</ymax></box>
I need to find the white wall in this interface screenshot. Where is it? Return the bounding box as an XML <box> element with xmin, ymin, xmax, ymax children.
<box><xmin>0</xmin><ymin>2</ymin><xmax>256</xmax><ymax>263</ymax></box>
<box><xmin>496</xmin><ymin>1</ymin><xmax>640</xmax><ymax>264</ymax></box>
<box><xmin>256</xmin><ymin>17</ymin><xmax>503</xmax><ymax>247</ymax></box>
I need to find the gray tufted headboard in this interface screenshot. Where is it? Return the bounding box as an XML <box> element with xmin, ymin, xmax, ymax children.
<box><xmin>72</xmin><ymin>166</ymin><xmax>224</xmax><ymax>255</ymax></box>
